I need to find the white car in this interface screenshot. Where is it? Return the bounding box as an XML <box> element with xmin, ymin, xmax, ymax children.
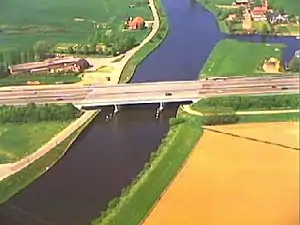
<box><xmin>217</xmin><ymin>90</ymin><xmax>224</xmax><ymax>93</ymax></box>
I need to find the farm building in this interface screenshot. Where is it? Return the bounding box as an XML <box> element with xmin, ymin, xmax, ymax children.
<box><xmin>8</xmin><ymin>57</ymin><xmax>90</xmax><ymax>75</ymax></box>
<box><xmin>126</xmin><ymin>17</ymin><xmax>145</xmax><ymax>30</ymax></box>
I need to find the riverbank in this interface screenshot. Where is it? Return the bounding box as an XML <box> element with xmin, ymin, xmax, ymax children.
<box><xmin>91</xmin><ymin>112</ymin><xmax>203</xmax><ymax>225</ymax></box>
<box><xmin>118</xmin><ymin>0</ymin><xmax>168</xmax><ymax>83</ymax></box>
<box><xmin>0</xmin><ymin>109</ymin><xmax>98</xmax><ymax>204</ymax></box>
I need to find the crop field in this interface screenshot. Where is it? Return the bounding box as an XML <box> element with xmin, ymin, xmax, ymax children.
<box><xmin>200</xmin><ymin>39</ymin><xmax>285</xmax><ymax>77</ymax></box>
<box><xmin>0</xmin><ymin>122</ymin><xmax>70</xmax><ymax>163</ymax></box>
<box><xmin>0</xmin><ymin>0</ymin><xmax>153</xmax><ymax>50</ymax></box>
<box><xmin>143</xmin><ymin>122</ymin><xmax>299</xmax><ymax>225</ymax></box>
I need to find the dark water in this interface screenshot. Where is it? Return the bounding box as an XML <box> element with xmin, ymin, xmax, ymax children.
<box><xmin>0</xmin><ymin>0</ymin><xmax>299</xmax><ymax>224</ymax></box>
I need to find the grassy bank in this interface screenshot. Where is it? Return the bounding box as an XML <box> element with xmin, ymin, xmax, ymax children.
<box><xmin>0</xmin><ymin>74</ymin><xmax>81</xmax><ymax>86</ymax></box>
<box><xmin>196</xmin><ymin>0</ymin><xmax>229</xmax><ymax>33</ymax></box>
<box><xmin>0</xmin><ymin>110</ymin><xmax>99</xmax><ymax>205</ymax></box>
<box><xmin>91</xmin><ymin>113</ymin><xmax>203</xmax><ymax>225</ymax></box>
<box><xmin>0</xmin><ymin>122</ymin><xmax>70</xmax><ymax>163</ymax></box>
<box><xmin>200</xmin><ymin>39</ymin><xmax>285</xmax><ymax>77</ymax></box>
<box><xmin>118</xmin><ymin>0</ymin><xmax>169</xmax><ymax>83</ymax></box>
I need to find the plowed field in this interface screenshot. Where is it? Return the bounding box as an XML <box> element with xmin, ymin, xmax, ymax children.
<box><xmin>143</xmin><ymin>122</ymin><xmax>299</xmax><ymax>225</ymax></box>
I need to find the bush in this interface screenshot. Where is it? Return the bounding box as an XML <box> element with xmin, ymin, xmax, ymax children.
<box><xmin>201</xmin><ymin>106</ymin><xmax>239</xmax><ymax>125</ymax></box>
<box><xmin>0</xmin><ymin>103</ymin><xmax>81</xmax><ymax>123</ymax></box>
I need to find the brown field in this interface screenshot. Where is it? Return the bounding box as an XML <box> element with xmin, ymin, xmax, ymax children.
<box><xmin>143</xmin><ymin>122</ymin><xmax>299</xmax><ymax>225</ymax></box>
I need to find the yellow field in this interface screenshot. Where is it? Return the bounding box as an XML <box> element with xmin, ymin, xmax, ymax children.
<box><xmin>143</xmin><ymin>122</ymin><xmax>299</xmax><ymax>225</ymax></box>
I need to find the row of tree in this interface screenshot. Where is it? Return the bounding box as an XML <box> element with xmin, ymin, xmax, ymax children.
<box><xmin>193</xmin><ymin>94</ymin><xmax>300</xmax><ymax>111</ymax></box>
<box><xmin>54</xmin><ymin>29</ymin><xmax>138</xmax><ymax>56</ymax></box>
<box><xmin>0</xmin><ymin>103</ymin><xmax>81</xmax><ymax>123</ymax></box>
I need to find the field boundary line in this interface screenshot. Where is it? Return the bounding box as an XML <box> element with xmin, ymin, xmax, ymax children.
<box><xmin>203</xmin><ymin>127</ymin><xmax>299</xmax><ymax>151</ymax></box>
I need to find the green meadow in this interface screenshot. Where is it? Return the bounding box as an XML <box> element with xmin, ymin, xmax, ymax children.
<box><xmin>200</xmin><ymin>39</ymin><xmax>285</xmax><ymax>77</ymax></box>
<box><xmin>0</xmin><ymin>0</ymin><xmax>153</xmax><ymax>50</ymax></box>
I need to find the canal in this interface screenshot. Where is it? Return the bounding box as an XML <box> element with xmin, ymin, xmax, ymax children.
<box><xmin>0</xmin><ymin>0</ymin><xmax>298</xmax><ymax>224</ymax></box>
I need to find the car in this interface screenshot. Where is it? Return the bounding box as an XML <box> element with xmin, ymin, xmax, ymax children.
<box><xmin>56</xmin><ymin>97</ymin><xmax>64</xmax><ymax>101</ymax></box>
<box><xmin>271</xmin><ymin>85</ymin><xmax>277</xmax><ymax>89</ymax></box>
<box><xmin>217</xmin><ymin>90</ymin><xmax>224</xmax><ymax>93</ymax></box>
<box><xmin>165</xmin><ymin>92</ymin><xmax>172</xmax><ymax>96</ymax></box>
<box><xmin>281</xmin><ymin>87</ymin><xmax>288</xmax><ymax>90</ymax></box>
<box><xmin>30</xmin><ymin>91</ymin><xmax>37</xmax><ymax>94</ymax></box>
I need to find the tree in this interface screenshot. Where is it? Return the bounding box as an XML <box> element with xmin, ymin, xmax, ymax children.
<box><xmin>288</xmin><ymin>56</ymin><xmax>300</xmax><ymax>73</ymax></box>
<box><xmin>33</xmin><ymin>40</ymin><xmax>51</xmax><ymax>60</ymax></box>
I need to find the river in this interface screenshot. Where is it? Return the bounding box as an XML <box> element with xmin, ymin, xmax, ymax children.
<box><xmin>0</xmin><ymin>0</ymin><xmax>298</xmax><ymax>224</ymax></box>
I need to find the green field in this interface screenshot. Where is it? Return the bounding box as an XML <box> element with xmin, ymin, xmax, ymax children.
<box><xmin>200</xmin><ymin>39</ymin><xmax>285</xmax><ymax>77</ymax></box>
<box><xmin>0</xmin><ymin>122</ymin><xmax>70</xmax><ymax>163</ymax></box>
<box><xmin>268</xmin><ymin>0</ymin><xmax>300</xmax><ymax>15</ymax></box>
<box><xmin>92</xmin><ymin>114</ymin><xmax>203</xmax><ymax>225</ymax></box>
<box><xmin>0</xmin><ymin>0</ymin><xmax>153</xmax><ymax>50</ymax></box>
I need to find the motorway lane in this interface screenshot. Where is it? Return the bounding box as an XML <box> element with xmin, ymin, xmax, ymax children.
<box><xmin>0</xmin><ymin>76</ymin><xmax>298</xmax><ymax>105</ymax></box>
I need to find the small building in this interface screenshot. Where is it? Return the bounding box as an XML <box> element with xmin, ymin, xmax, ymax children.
<box><xmin>251</xmin><ymin>7</ymin><xmax>268</xmax><ymax>21</ymax></box>
<box><xmin>126</xmin><ymin>17</ymin><xmax>145</xmax><ymax>30</ymax></box>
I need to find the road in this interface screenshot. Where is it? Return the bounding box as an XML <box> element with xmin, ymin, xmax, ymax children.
<box><xmin>0</xmin><ymin>75</ymin><xmax>299</xmax><ymax>106</ymax></box>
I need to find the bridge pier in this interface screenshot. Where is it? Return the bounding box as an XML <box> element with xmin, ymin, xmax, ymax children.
<box><xmin>113</xmin><ymin>104</ymin><xmax>120</xmax><ymax>114</ymax></box>
<box><xmin>155</xmin><ymin>102</ymin><xmax>164</xmax><ymax>119</ymax></box>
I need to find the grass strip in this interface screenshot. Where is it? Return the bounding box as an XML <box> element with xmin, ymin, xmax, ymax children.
<box><xmin>91</xmin><ymin>113</ymin><xmax>203</xmax><ymax>225</ymax></box>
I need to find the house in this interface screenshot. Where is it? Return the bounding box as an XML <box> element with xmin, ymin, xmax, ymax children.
<box><xmin>126</xmin><ymin>17</ymin><xmax>145</xmax><ymax>30</ymax></box>
<box><xmin>295</xmin><ymin>50</ymin><xmax>300</xmax><ymax>58</ymax></box>
<box><xmin>8</xmin><ymin>57</ymin><xmax>90</xmax><ymax>75</ymax></box>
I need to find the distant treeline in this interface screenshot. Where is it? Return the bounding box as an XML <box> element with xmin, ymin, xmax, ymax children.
<box><xmin>0</xmin><ymin>103</ymin><xmax>81</xmax><ymax>123</ymax></box>
<box><xmin>193</xmin><ymin>94</ymin><xmax>300</xmax><ymax>111</ymax></box>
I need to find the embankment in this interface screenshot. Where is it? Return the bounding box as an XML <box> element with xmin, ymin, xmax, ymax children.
<box><xmin>91</xmin><ymin>112</ymin><xmax>203</xmax><ymax>225</ymax></box>
<box><xmin>0</xmin><ymin>110</ymin><xmax>99</xmax><ymax>204</ymax></box>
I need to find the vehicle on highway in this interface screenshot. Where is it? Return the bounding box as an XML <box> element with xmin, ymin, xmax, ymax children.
<box><xmin>165</xmin><ymin>92</ymin><xmax>172</xmax><ymax>96</ymax></box>
<box><xmin>56</xmin><ymin>97</ymin><xmax>64</xmax><ymax>101</ymax></box>
<box><xmin>210</xmin><ymin>77</ymin><xmax>227</xmax><ymax>81</ymax></box>
<box><xmin>217</xmin><ymin>90</ymin><xmax>224</xmax><ymax>93</ymax></box>
<box><xmin>271</xmin><ymin>85</ymin><xmax>277</xmax><ymax>88</ymax></box>
<box><xmin>31</xmin><ymin>91</ymin><xmax>37</xmax><ymax>94</ymax></box>
<box><xmin>280</xmin><ymin>87</ymin><xmax>288</xmax><ymax>90</ymax></box>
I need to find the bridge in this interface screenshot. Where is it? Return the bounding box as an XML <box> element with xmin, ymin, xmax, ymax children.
<box><xmin>0</xmin><ymin>75</ymin><xmax>299</xmax><ymax>112</ymax></box>
<box><xmin>73</xmin><ymin>75</ymin><xmax>300</xmax><ymax>112</ymax></box>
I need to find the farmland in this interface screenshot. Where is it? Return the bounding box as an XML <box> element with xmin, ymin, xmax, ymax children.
<box><xmin>200</xmin><ymin>39</ymin><xmax>285</xmax><ymax>77</ymax></box>
<box><xmin>0</xmin><ymin>0</ymin><xmax>153</xmax><ymax>51</ymax></box>
<box><xmin>143</xmin><ymin>122</ymin><xmax>299</xmax><ymax>225</ymax></box>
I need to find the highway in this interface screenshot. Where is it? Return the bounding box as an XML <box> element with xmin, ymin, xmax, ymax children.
<box><xmin>0</xmin><ymin>75</ymin><xmax>299</xmax><ymax>106</ymax></box>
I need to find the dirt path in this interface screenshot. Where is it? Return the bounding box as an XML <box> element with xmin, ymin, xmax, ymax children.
<box><xmin>181</xmin><ymin>104</ymin><xmax>300</xmax><ymax>116</ymax></box>
<box><xmin>0</xmin><ymin>110</ymin><xmax>98</xmax><ymax>182</ymax></box>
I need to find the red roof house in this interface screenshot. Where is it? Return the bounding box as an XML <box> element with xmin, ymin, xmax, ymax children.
<box><xmin>128</xmin><ymin>17</ymin><xmax>145</xmax><ymax>30</ymax></box>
